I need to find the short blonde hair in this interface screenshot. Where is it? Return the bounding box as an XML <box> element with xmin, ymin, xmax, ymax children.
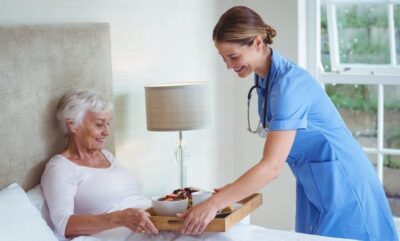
<box><xmin>56</xmin><ymin>89</ymin><xmax>113</xmax><ymax>136</ymax></box>
<box><xmin>213</xmin><ymin>6</ymin><xmax>276</xmax><ymax>46</ymax></box>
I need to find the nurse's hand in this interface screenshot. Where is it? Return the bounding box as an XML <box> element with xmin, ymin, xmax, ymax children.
<box><xmin>177</xmin><ymin>199</ymin><xmax>219</xmax><ymax>235</ymax></box>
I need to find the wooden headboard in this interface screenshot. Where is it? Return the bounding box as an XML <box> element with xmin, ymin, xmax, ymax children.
<box><xmin>0</xmin><ymin>23</ymin><xmax>115</xmax><ymax>190</ymax></box>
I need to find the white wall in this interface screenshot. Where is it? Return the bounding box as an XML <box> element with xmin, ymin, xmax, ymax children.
<box><xmin>0</xmin><ymin>0</ymin><xmax>304</xmax><ymax>231</ymax></box>
<box><xmin>230</xmin><ymin>0</ymin><xmax>305</xmax><ymax>230</ymax></box>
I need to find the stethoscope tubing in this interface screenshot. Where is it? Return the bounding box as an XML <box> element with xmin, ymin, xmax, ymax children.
<box><xmin>247</xmin><ymin>73</ymin><xmax>270</xmax><ymax>133</ymax></box>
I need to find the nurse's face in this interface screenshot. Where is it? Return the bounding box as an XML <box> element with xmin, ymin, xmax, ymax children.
<box><xmin>215</xmin><ymin>39</ymin><xmax>263</xmax><ymax>78</ymax></box>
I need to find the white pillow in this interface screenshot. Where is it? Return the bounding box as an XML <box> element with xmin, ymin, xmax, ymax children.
<box><xmin>0</xmin><ymin>183</ymin><xmax>58</xmax><ymax>241</ymax></box>
<box><xmin>27</xmin><ymin>184</ymin><xmax>53</xmax><ymax>228</ymax></box>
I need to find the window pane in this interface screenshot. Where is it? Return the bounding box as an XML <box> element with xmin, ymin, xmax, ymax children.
<box><xmin>384</xmin><ymin>85</ymin><xmax>400</xmax><ymax>149</ymax></box>
<box><xmin>336</xmin><ymin>4</ymin><xmax>390</xmax><ymax>64</ymax></box>
<box><xmin>395</xmin><ymin>5</ymin><xmax>400</xmax><ymax>66</ymax></box>
<box><xmin>321</xmin><ymin>0</ymin><xmax>331</xmax><ymax>72</ymax></box>
<box><xmin>384</xmin><ymin>155</ymin><xmax>400</xmax><ymax>217</ymax></box>
<box><xmin>325</xmin><ymin>84</ymin><xmax>377</xmax><ymax>147</ymax></box>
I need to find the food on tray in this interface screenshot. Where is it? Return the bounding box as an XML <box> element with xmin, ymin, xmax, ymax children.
<box><xmin>156</xmin><ymin>187</ymin><xmax>238</xmax><ymax>213</ymax></box>
<box><xmin>158</xmin><ymin>193</ymin><xmax>186</xmax><ymax>201</ymax></box>
<box><xmin>151</xmin><ymin>195</ymin><xmax>188</xmax><ymax>216</ymax></box>
<box><xmin>173</xmin><ymin>187</ymin><xmax>201</xmax><ymax>198</ymax></box>
<box><xmin>216</xmin><ymin>203</ymin><xmax>242</xmax><ymax>217</ymax></box>
<box><xmin>152</xmin><ymin>187</ymin><xmax>202</xmax><ymax>216</ymax></box>
<box><xmin>158</xmin><ymin>187</ymin><xmax>201</xmax><ymax>203</ymax></box>
<box><xmin>221</xmin><ymin>205</ymin><xmax>233</xmax><ymax>213</ymax></box>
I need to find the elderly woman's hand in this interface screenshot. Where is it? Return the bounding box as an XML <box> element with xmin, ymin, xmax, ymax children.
<box><xmin>177</xmin><ymin>199</ymin><xmax>219</xmax><ymax>235</ymax></box>
<box><xmin>120</xmin><ymin>208</ymin><xmax>158</xmax><ymax>235</ymax></box>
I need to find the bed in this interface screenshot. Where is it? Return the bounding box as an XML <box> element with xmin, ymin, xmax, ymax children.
<box><xmin>0</xmin><ymin>23</ymin><xmax>356</xmax><ymax>241</ymax></box>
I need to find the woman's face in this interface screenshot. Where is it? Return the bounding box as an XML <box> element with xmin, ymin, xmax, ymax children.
<box><xmin>215</xmin><ymin>39</ymin><xmax>264</xmax><ymax>78</ymax></box>
<box><xmin>72</xmin><ymin>111</ymin><xmax>112</xmax><ymax>152</ymax></box>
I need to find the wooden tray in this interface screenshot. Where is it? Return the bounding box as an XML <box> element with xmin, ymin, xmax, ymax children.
<box><xmin>147</xmin><ymin>193</ymin><xmax>262</xmax><ymax>232</ymax></box>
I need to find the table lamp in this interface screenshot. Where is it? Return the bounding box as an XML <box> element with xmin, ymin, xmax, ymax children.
<box><xmin>145</xmin><ymin>82</ymin><xmax>211</xmax><ymax>188</ymax></box>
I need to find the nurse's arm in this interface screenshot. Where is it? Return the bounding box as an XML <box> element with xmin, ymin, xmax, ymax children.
<box><xmin>209</xmin><ymin>130</ymin><xmax>296</xmax><ymax>211</ymax></box>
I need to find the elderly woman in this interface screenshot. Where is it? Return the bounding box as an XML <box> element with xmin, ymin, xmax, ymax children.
<box><xmin>41</xmin><ymin>89</ymin><xmax>158</xmax><ymax>240</ymax></box>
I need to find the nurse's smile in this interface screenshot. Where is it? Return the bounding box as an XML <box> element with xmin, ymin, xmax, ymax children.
<box><xmin>234</xmin><ymin>66</ymin><xmax>244</xmax><ymax>72</ymax></box>
<box><xmin>234</xmin><ymin>66</ymin><xmax>247</xmax><ymax>76</ymax></box>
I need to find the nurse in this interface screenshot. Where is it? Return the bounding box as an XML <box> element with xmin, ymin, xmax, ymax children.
<box><xmin>178</xmin><ymin>6</ymin><xmax>399</xmax><ymax>241</ymax></box>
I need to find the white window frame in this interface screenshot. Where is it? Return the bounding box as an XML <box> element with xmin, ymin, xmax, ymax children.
<box><xmin>326</xmin><ymin>0</ymin><xmax>400</xmax><ymax>74</ymax></box>
<box><xmin>307</xmin><ymin>0</ymin><xmax>400</xmax><ymax>223</ymax></box>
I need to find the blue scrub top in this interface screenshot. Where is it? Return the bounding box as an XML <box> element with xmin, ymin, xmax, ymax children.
<box><xmin>255</xmin><ymin>49</ymin><xmax>399</xmax><ymax>241</ymax></box>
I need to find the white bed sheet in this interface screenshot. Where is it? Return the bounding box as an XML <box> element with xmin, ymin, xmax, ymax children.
<box><xmin>72</xmin><ymin>224</ymin><xmax>358</xmax><ymax>241</ymax></box>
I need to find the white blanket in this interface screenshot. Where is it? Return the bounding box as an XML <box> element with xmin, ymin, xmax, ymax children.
<box><xmin>72</xmin><ymin>224</ymin><xmax>357</xmax><ymax>241</ymax></box>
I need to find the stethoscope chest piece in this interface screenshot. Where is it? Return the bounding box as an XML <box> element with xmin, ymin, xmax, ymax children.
<box><xmin>257</xmin><ymin>125</ymin><xmax>268</xmax><ymax>138</ymax></box>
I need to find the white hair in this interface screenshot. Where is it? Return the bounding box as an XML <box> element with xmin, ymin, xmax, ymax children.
<box><xmin>56</xmin><ymin>89</ymin><xmax>113</xmax><ymax>136</ymax></box>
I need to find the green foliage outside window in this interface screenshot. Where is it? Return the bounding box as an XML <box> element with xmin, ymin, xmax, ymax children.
<box><xmin>384</xmin><ymin>154</ymin><xmax>400</xmax><ymax>169</ymax></box>
<box><xmin>336</xmin><ymin>4</ymin><xmax>390</xmax><ymax>64</ymax></box>
<box><xmin>320</xmin><ymin>4</ymin><xmax>394</xmax><ymax>69</ymax></box>
<box><xmin>325</xmin><ymin>85</ymin><xmax>377</xmax><ymax>111</ymax></box>
<box><xmin>337</xmin><ymin>5</ymin><xmax>388</xmax><ymax>28</ymax></box>
<box><xmin>326</xmin><ymin>85</ymin><xmax>400</xmax><ymax>111</ymax></box>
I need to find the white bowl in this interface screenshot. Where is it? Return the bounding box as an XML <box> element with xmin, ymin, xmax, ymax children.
<box><xmin>191</xmin><ymin>191</ymin><xmax>213</xmax><ymax>206</ymax></box>
<box><xmin>151</xmin><ymin>195</ymin><xmax>188</xmax><ymax>216</ymax></box>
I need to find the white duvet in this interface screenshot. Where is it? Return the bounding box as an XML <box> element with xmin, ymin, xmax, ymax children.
<box><xmin>73</xmin><ymin>223</ymin><xmax>357</xmax><ymax>241</ymax></box>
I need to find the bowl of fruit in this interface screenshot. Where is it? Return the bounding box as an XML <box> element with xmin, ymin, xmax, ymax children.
<box><xmin>151</xmin><ymin>187</ymin><xmax>200</xmax><ymax>216</ymax></box>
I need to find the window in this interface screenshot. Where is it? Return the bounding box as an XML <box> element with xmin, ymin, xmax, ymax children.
<box><xmin>308</xmin><ymin>0</ymin><xmax>400</xmax><ymax>218</ymax></box>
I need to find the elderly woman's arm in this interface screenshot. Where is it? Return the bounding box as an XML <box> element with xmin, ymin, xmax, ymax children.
<box><xmin>41</xmin><ymin>157</ymin><xmax>158</xmax><ymax>238</ymax></box>
<box><xmin>65</xmin><ymin>208</ymin><xmax>158</xmax><ymax>238</ymax></box>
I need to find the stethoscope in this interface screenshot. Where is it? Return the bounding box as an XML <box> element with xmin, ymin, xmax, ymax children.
<box><xmin>247</xmin><ymin>71</ymin><xmax>271</xmax><ymax>138</ymax></box>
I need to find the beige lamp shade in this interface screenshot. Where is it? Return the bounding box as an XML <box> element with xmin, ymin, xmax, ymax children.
<box><xmin>145</xmin><ymin>82</ymin><xmax>211</xmax><ymax>131</ymax></box>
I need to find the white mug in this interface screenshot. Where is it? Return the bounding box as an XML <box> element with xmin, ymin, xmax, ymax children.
<box><xmin>191</xmin><ymin>191</ymin><xmax>213</xmax><ymax>206</ymax></box>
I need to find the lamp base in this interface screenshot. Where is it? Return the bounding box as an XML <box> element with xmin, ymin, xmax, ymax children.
<box><xmin>175</xmin><ymin>130</ymin><xmax>189</xmax><ymax>188</ymax></box>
